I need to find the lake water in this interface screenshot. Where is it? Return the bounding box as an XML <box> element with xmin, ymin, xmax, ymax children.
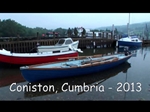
<box><xmin>0</xmin><ymin>45</ymin><xmax>150</xmax><ymax>101</ymax></box>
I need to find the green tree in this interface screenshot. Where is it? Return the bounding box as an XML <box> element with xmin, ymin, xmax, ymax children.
<box><xmin>67</xmin><ymin>28</ymin><xmax>72</xmax><ymax>37</ymax></box>
<box><xmin>54</xmin><ymin>27</ymin><xmax>67</xmax><ymax>37</ymax></box>
<box><xmin>74</xmin><ymin>27</ymin><xmax>78</xmax><ymax>37</ymax></box>
<box><xmin>81</xmin><ymin>27</ymin><xmax>86</xmax><ymax>37</ymax></box>
<box><xmin>0</xmin><ymin>19</ymin><xmax>27</xmax><ymax>37</ymax></box>
<box><xmin>114</xmin><ymin>28</ymin><xmax>118</xmax><ymax>35</ymax></box>
<box><xmin>0</xmin><ymin>19</ymin><xmax>2</xmax><ymax>37</ymax></box>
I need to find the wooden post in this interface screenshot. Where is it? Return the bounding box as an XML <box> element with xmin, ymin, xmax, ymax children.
<box><xmin>102</xmin><ymin>32</ymin><xmax>104</xmax><ymax>38</ymax></box>
<box><xmin>37</xmin><ymin>32</ymin><xmax>39</xmax><ymax>40</ymax></box>
<box><xmin>93</xmin><ymin>31</ymin><xmax>95</xmax><ymax>39</ymax></box>
<box><xmin>53</xmin><ymin>32</ymin><xmax>55</xmax><ymax>40</ymax></box>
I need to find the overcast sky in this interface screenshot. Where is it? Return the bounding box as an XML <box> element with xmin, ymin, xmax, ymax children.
<box><xmin>0</xmin><ymin>13</ymin><xmax>150</xmax><ymax>29</ymax></box>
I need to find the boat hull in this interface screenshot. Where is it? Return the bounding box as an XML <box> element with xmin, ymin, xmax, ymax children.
<box><xmin>20</xmin><ymin>55</ymin><xmax>131</xmax><ymax>82</ymax></box>
<box><xmin>118</xmin><ymin>40</ymin><xmax>142</xmax><ymax>47</ymax></box>
<box><xmin>0</xmin><ymin>51</ymin><xmax>78</xmax><ymax>65</ymax></box>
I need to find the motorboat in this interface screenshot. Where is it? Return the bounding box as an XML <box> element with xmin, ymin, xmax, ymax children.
<box><xmin>37</xmin><ymin>38</ymin><xmax>79</xmax><ymax>52</ymax></box>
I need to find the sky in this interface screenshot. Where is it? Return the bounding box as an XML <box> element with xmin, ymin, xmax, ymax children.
<box><xmin>0</xmin><ymin>13</ymin><xmax>150</xmax><ymax>30</ymax></box>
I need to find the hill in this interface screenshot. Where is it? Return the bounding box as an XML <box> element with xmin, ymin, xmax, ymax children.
<box><xmin>95</xmin><ymin>21</ymin><xmax>150</xmax><ymax>36</ymax></box>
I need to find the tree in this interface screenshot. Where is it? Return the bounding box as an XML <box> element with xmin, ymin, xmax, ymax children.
<box><xmin>0</xmin><ymin>20</ymin><xmax>2</xmax><ymax>37</ymax></box>
<box><xmin>54</xmin><ymin>27</ymin><xmax>67</xmax><ymax>37</ymax></box>
<box><xmin>0</xmin><ymin>19</ymin><xmax>28</xmax><ymax>37</ymax></box>
<box><xmin>67</xmin><ymin>28</ymin><xmax>72</xmax><ymax>37</ymax></box>
<box><xmin>0</xmin><ymin>19</ymin><xmax>51</xmax><ymax>37</ymax></box>
<box><xmin>81</xmin><ymin>27</ymin><xmax>86</xmax><ymax>37</ymax></box>
<box><xmin>106</xmin><ymin>28</ymin><xmax>111</xmax><ymax>32</ymax></box>
<box><xmin>74</xmin><ymin>27</ymin><xmax>78</xmax><ymax>37</ymax></box>
<box><xmin>100</xmin><ymin>30</ymin><xmax>104</xmax><ymax>32</ymax></box>
<box><xmin>114</xmin><ymin>28</ymin><xmax>118</xmax><ymax>35</ymax></box>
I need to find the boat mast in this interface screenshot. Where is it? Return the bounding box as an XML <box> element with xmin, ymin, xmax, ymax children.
<box><xmin>128</xmin><ymin>13</ymin><xmax>130</xmax><ymax>37</ymax></box>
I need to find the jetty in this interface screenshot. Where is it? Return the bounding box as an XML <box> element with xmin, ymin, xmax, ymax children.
<box><xmin>0</xmin><ymin>35</ymin><xmax>149</xmax><ymax>53</ymax></box>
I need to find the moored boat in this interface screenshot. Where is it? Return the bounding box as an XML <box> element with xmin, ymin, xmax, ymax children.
<box><xmin>0</xmin><ymin>48</ymin><xmax>81</xmax><ymax>66</ymax></box>
<box><xmin>116</xmin><ymin>35</ymin><xmax>142</xmax><ymax>47</ymax></box>
<box><xmin>116</xmin><ymin>13</ymin><xmax>143</xmax><ymax>47</ymax></box>
<box><xmin>24</xmin><ymin>61</ymin><xmax>131</xmax><ymax>98</ymax></box>
<box><xmin>20</xmin><ymin>52</ymin><xmax>132</xmax><ymax>82</ymax></box>
<box><xmin>37</xmin><ymin>38</ymin><xmax>79</xmax><ymax>52</ymax></box>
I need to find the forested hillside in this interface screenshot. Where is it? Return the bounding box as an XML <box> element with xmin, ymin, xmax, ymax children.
<box><xmin>0</xmin><ymin>18</ymin><xmax>150</xmax><ymax>38</ymax></box>
<box><xmin>96</xmin><ymin>21</ymin><xmax>150</xmax><ymax>36</ymax></box>
<box><xmin>0</xmin><ymin>19</ymin><xmax>68</xmax><ymax>37</ymax></box>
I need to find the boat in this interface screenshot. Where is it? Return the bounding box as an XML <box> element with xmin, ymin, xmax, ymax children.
<box><xmin>116</xmin><ymin>13</ymin><xmax>143</xmax><ymax>47</ymax></box>
<box><xmin>116</xmin><ymin>35</ymin><xmax>143</xmax><ymax>47</ymax></box>
<box><xmin>24</xmin><ymin>61</ymin><xmax>131</xmax><ymax>98</ymax></box>
<box><xmin>37</xmin><ymin>38</ymin><xmax>79</xmax><ymax>52</ymax></box>
<box><xmin>0</xmin><ymin>48</ymin><xmax>82</xmax><ymax>66</ymax></box>
<box><xmin>20</xmin><ymin>52</ymin><xmax>132</xmax><ymax>82</ymax></box>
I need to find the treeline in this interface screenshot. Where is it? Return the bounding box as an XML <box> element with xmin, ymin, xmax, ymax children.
<box><xmin>0</xmin><ymin>19</ymin><xmax>88</xmax><ymax>38</ymax></box>
<box><xmin>0</xmin><ymin>19</ymin><xmax>116</xmax><ymax>39</ymax></box>
<box><xmin>0</xmin><ymin>19</ymin><xmax>69</xmax><ymax>37</ymax></box>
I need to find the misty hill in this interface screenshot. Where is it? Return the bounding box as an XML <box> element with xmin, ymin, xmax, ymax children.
<box><xmin>95</xmin><ymin>21</ymin><xmax>150</xmax><ymax>36</ymax></box>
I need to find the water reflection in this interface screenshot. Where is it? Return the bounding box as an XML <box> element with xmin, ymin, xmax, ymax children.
<box><xmin>116</xmin><ymin>46</ymin><xmax>150</xmax><ymax>61</ymax></box>
<box><xmin>79</xmin><ymin>47</ymin><xmax>116</xmax><ymax>56</ymax></box>
<box><xmin>24</xmin><ymin>61</ymin><xmax>131</xmax><ymax>98</ymax></box>
<box><xmin>0</xmin><ymin>68</ymin><xmax>25</xmax><ymax>88</ymax></box>
<box><xmin>141</xmin><ymin>45</ymin><xmax>150</xmax><ymax>60</ymax></box>
<box><xmin>116</xmin><ymin>46</ymin><xmax>141</xmax><ymax>57</ymax></box>
<box><xmin>1</xmin><ymin>46</ymin><xmax>150</xmax><ymax>100</ymax></box>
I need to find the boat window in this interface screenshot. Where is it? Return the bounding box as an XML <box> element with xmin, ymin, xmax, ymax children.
<box><xmin>65</xmin><ymin>40</ymin><xmax>73</xmax><ymax>45</ymax></box>
<box><xmin>57</xmin><ymin>40</ymin><xmax>65</xmax><ymax>45</ymax></box>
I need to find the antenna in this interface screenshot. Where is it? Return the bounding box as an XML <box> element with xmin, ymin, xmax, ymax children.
<box><xmin>129</xmin><ymin>13</ymin><xmax>130</xmax><ymax>24</ymax></box>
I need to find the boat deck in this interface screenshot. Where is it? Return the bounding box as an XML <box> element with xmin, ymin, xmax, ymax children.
<box><xmin>33</xmin><ymin>54</ymin><xmax>126</xmax><ymax>69</ymax></box>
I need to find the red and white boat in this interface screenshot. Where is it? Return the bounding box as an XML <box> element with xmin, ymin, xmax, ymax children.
<box><xmin>0</xmin><ymin>48</ymin><xmax>82</xmax><ymax>65</ymax></box>
<box><xmin>37</xmin><ymin>38</ymin><xmax>79</xmax><ymax>52</ymax></box>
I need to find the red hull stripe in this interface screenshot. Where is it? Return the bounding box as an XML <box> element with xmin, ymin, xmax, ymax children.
<box><xmin>0</xmin><ymin>52</ymin><xmax>78</xmax><ymax>65</ymax></box>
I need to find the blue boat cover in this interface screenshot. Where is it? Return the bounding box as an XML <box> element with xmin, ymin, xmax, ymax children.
<box><xmin>130</xmin><ymin>35</ymin><xmax>137</xmax><ymax>38</ymax></box>
<box><xmin>122</xmin><ymin>34</ymin><xmax>128</xmax><ymax>38</ymax></box>
<box><xmin>122</xmin><ymin>34</ymin><xmax>137</xmax><ymax>38</ymax></box>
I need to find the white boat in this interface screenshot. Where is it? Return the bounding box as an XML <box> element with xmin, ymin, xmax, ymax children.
<box><xmin>116</xmin><ymin>13</ymin><xmax>143</xmax><ymax>47</ymax></box>
<box><xmin>117</xmin><ymin>35</ymin><xmax>143</xmax><ymax>47</ymax></box>
<box><xmin>37</xmin><ymin>38</ymin><xmax>79</xmax><ymax>52</ymax></box>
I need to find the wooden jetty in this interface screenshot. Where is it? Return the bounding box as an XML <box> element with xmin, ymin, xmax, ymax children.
<box><xmin>0</xmin><ymin>37</ymin><xmax>149</xmax><ymax>53</ymax></box>
<box><xmin>0</xmin><ymin>38</ymin><xmax>116</xmax><ymax>53</ymax></box>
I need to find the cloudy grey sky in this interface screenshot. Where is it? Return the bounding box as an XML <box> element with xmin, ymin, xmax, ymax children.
<box><xmin>0</xmin><ymin>13</ymin><xmax>150</xmax><ymax>29</ymax></box>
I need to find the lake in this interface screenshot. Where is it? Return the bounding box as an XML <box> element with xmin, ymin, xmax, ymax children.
<box><xmin>0</xmin><ymin>45</ymin><xmax>150</xmax><ymax>101</ymax></box>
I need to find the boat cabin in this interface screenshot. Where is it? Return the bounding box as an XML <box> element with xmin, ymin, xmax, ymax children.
<box><xmin>55</xmin><ymin>38</ymin><xmax>74</xmax><ymax>46</ymax></box>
